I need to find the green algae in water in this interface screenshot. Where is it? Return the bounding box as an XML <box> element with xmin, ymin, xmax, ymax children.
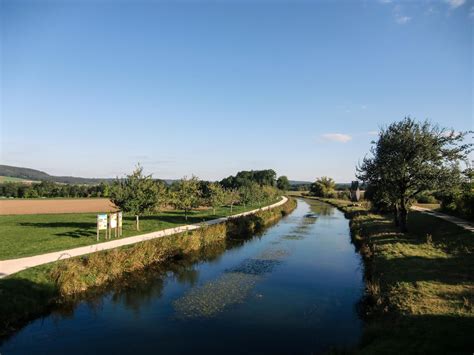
<box><xmin>173</xmin><ymin>272</ymin><xmax>259</xmax><ymax>318</ymax></box>
<box><xmin>283</xmin><ymin>234</ymin><xmax>305</xmax><ymax>240</ymax></box>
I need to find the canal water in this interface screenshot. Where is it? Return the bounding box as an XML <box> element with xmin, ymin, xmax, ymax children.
<box><xmin>1</xmin><ymin>199</ymin><xmax>364</xmax><ymax>354</ymax></box>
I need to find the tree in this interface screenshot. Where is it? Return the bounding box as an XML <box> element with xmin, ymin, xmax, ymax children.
<box><xmin>225</xmin><ymin>188</ymin><xmax>240</xmax><ymax>213</ymax></box>
<box><xmin>239</xmin><ymin>182</ymin><xmax>261</xmax><ymax>207</ymax></box>
<box><xmin>357</xmin><ymin>118</ymin><xmax>472</xmax><ymax>232</ymax></box>
<box><xmin>208</xmin><ymin>182</ymin><xmax>225</xmax><ymax>215</ymax></box>
<box><xmin>310</xmin><ymin>176</ymin><xmax>336</xmax><ymax>197</ymax></box>
<box><xmin>171</xmin><ymin>176</ymin><xmax>201</xmax><ymax>221</ymax></box>
<box><xmin>277</xmin><ymin>176</ymin><xmax>291</xmax><ymax>191</ymax></box>
<box><xmin>110</xmin><ymin>165</ymin><xmax>161</xmax><ymax>231</ymax></box>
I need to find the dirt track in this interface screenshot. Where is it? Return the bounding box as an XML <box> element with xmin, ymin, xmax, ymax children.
<box><xmin>0</xmin><ymin>198</ymin><xmax>118</xmax><ymax>215</ymax></box>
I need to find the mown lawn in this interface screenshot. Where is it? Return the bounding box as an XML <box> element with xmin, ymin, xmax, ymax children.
<box><xmin>310</xmin><ymin>197</ymin><xmax>473</xmax><ymax>354</ymax></box>
<box><xmin>0</xmin><ymin>203</ymin><xmax>273</xmax><ymax>260</ymax></box>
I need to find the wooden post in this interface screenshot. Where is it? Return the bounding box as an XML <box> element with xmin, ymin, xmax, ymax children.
<box><xmin>97</xmin><ymin>218</ymin><xmax>99</xmax><ymax>241</ymax></box>
<box><xmin>108</xmin><ymin>214</ymin><xmax>111</xmax><ymax>240</ymax></box>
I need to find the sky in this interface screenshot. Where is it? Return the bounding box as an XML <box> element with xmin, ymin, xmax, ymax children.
<box><xmin>1</xmin><ymin>0</ymin><xmax>472</xmax><ymax>182</ymax></box>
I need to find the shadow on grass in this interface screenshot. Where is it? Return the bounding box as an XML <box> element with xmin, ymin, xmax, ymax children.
<box><xmin>19</xmin><ymin>222</ymin><xmax>94</xmax><ymax>229</ymax></box>
<box><xmin>379</xmin><ymin>255</ymin><xmax>474</xmax><ymax>285</ymax></box>
<box><xmin>360</xmin><ymin>314</ymin><xmax>474</xmax><ymax>354</ymax></box>
<box><xmin>18</xmin><ymin>222</ymin><xmax>96</xmax><ymax>239</ymax></box>
<box><xmin>0</xmin><ymin>277</ymin><xmax>59</xmax><ymax>342</ymax></box>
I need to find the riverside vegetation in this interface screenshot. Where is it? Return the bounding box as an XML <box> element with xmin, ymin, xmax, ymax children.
<box><xmin>0</xmin><ymin>197</ymin><xmax>296</xmax><ymax>339</ymax></box>
<box><xmin>311</xmin><ymin>197</ymin><xmax>473</xmax><ymax>354</ymax></box>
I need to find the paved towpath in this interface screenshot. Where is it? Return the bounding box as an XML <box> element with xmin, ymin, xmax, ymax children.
<box><xmin>411</xmin><ymin>205</ymin><xmax>474</xmax><ymax>233</ymax></box>
<box><xmin>0</xmin><ymin>197</ymin><xmax>288</xmax><ymax>278</ymax></box>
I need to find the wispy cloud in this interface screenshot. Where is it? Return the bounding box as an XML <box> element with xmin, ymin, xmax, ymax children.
<box><xmin>469</xmin><ymin>6</ymin><xmax>474</xmax><ymax>17</ymax></box>
<box><xmin>368</xmin><ymin>131</ymin><xmax>379</xmax><ymax>136</ymax></box>
<box><xmin>446</xmin><ymin>0</ymin><xmax>466</xmax><ymax>9</ymax></box>
<box><xmin>395</xmin><ymin>14</ymin><xmax>411</xmax><ymax>24</ymax></box>
<box><xmin>379</xmin><ymin>0</ymin><xmax>392</xmax><ymax>4</ymax></box>
<box><xmin>322</xmin><ymin>133</ymin><xmax>352</xmax><ymax>143</ymax></box>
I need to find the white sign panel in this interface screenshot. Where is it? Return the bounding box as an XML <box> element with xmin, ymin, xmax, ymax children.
<box><xmin>97</xmin><ymin>214</ymin><xmax>107</xmax><ymax>230</ymax></box>
<box><xmin>110</xmin><ymin>213</ymin><xmax>117</xmax><ymax>229</ymax></box>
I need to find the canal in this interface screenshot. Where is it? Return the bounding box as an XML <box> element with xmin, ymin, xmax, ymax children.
<box><xmin>1</xmin><ymin>198</ymin><xmax>364</xmax><ymax>354</ymax></box>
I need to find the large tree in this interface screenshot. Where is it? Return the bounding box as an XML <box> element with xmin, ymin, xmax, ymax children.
<box><xmin>310</xmin><ymin>176</ymin><xmax>336</xmax><ymax>197</ymax></box>
<box><xmin>110</xmin><ymin>165</ymin><xmax>161</xmax><ymax>231</ymax></box>
<box><xmin>277</xmin><ymin>176</ymin><xmax>291</xmax><ymax>191</ymax></box>
<box><xmin>357</xmin><ymin>118</ymin><xmax>472</xmax><ymax>231</ymax></box>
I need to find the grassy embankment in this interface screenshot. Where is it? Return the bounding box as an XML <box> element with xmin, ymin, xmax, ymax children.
<box><xmin>0</xmin><ymin>201</ymin><xmax>280</xmax><ymax>260</ymax></box>
<box><xmin>309</xmin><ymin>197</ymin><xmax>474</xmax><ymax>354</ymax></box>
<box><xmin>0</xmin><ymin>197</ymin><xmax>296</xmax><ymax>338</ymax></box>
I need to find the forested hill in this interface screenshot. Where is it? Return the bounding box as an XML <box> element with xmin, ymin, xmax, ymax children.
<box><xmin>0</xmin><ymin>165</ymin><xmax>113</xmax><ymax>185</ymax></box>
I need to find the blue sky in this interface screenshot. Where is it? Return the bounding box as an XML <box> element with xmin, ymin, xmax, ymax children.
<box><xmin>1</xmin><ymin>0</ymin><xmax>472</xmax><ymax>182</ymax></box>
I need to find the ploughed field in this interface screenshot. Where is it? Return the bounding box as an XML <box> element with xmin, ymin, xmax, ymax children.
<box><xmin>0</xmin><ymin>198</ymin><xmax>117</xmax><ymax>215</ymax></box>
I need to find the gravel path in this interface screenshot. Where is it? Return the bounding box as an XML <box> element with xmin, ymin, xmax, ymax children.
<box><xmin>0</xmin><ymin>197</ymin><xmax>288</xmax><ymax>278</ymax></box>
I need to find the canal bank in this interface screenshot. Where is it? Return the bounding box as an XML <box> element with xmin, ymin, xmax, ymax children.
<box><xmin>1</xmin><ymin>199</ymin><xmax>365</xmax><ymax>354</ymax></box>
<box><xmin>310</xmin><ymin>197</ymin><xmax>474</xmax><ymax>354</ymax></box>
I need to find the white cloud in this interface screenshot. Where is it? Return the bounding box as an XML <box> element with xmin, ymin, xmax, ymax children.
<box><xmin>395</xmin><ymin>14</ymin><xmax>412</xmax><ymax>24</ymax></box>
<box><xmin>322</xmin><ymin>133</ymin><xmax>352</xmax><ymax>143</ymax></box>
<box><xmin>379</xmin><ymin>0</ymin><xmax>392</xmax><ymax>4</ymax></box>
<box><xmin>368</xmin><ymin>131</ymin><xmax>379</xmax><ymax>136</ymax></box>
<box><xmin>446</xmin><ymin>0</ymin><xmax>466</xmax><ymax>9</ymax></box>
<box><xmin>469</xmin><ymin>6</ymin><xmax>474</xmax><ymax>17</ymax></box>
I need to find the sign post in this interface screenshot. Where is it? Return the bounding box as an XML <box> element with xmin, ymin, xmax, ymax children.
<box><xmin>118</xmin><ymin>212</ymin><xmax>123</xmax><ymax>237</ymax></box>
<box><xmin>97</xmin><ymin>214</ymin><xmax>108</xmax><ymax>241</ymax></box>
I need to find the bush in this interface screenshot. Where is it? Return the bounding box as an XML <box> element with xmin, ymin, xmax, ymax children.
<box><xmin>416</xmin><ymin>192</ymin><xmax>437</xmax><ymax>204</ymax></box>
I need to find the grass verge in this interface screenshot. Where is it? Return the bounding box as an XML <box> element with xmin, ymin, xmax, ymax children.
<box><xmin>0</xmin><ymin>197</ymin><xmax>296</xmax><ymax>339</ymax></box>
<box><xmin>312</xmin><ymin>197</ymin><xmax>474</xmax><ymax>354</ymax></box>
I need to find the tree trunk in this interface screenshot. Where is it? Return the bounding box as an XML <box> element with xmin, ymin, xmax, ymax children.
<box><xmin>213</xmin><ymin>207</ymin><xmax>216</xmax><ymax>215</ymax></box>
<box><xmin>136</xmin><ymin>215</ymin><xmax>140</xmax><ymax>231</ymax></box>
<box><xmin>399</xmin><ymin>200</ymin><xmax>408</xmax><ymax>232</ymax></box>
<box><xmin>230</xmin><ymin>204</ymin><xmax>233</xmax><ymax>213</ymax></box>
<box><xmin>185</xmin><ymin>209</ymin><xmax>188</xmax><ymax>221</ymax></box>
<box><xmin>394</xmin><ymin>205</ymin><xmax>400</xmax><ymax>227</ymax></box>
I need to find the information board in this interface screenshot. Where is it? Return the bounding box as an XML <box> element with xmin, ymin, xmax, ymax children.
<box><xmin>97</xmin><ymin>214</ymin><xmax>107</xmax><ymax>230</ymax></box>
<box><xmin>110</xmin><ymin>213</ymin><xmax>117</xmax><ymax>229</ymax></box>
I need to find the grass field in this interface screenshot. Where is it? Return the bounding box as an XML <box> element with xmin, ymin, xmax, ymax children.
<box><xmin>0</xmin><ymin>202</ymin><xmax>276</xmax><ymax>260</ymax></box>
<box><xmin>312</xmin><ymin>198</ymin><xmax>474</xmax><ymax>354</ymax></box>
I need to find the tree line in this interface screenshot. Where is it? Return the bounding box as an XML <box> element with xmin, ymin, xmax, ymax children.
<box><xmin>0</xmin><ymin>181</ymin><xmax>111</xmax><ymax>198</ymax></box>
<box><xmin>110</xmin><ymin>167</ymin><xmax>284</xmax><ymax>230</ymax></box>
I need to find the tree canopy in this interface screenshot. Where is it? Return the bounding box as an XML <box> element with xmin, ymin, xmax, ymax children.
<box><xmin>277</xmin><ymin>176</ymin><xmax>291</xmax><ymax>191</ymax></box>
<box><xmin>110</xmin><ymin>165</ymin><xmax>161</xmax><ymax>230</ymax></box>
<box><xmin>357</xmin><ymin>117</ymin><xmax>472</xmax><ymax>231</ymax></box>
<box><xmin>220</xmin><ymin>169</ymin><xmax>277</xmax><ymax>188</ymax></box>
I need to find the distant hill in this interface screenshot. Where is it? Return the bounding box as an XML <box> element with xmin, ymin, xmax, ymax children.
<box><xmin>0</xmin><ymin>165</ymin><xmax>114</xmax><ymax>185</ymax></box>
<box><xmin>0</xmin><ymin>165</ymin><xmax>178</xmax><ymax>185</ymax></box>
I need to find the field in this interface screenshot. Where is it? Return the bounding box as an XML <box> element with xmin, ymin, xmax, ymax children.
<box><xmin>0</xmin><ymin>202</ymin><xmax>275</xmax><ymax>260</ymax></box>
<box><xmin>0</xmin><ymin>176</ymin><xmax>36</xmax><ymax>184</ymax></box>
<box><xmin>0</xmin><ymin>198</ymin><xmax>116</xmax><ymax>215</ymax></box>
<box><xmin>312</xmin><ymin>198</ymin><xmax>474</xmax><ymax>353</ymax></box>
